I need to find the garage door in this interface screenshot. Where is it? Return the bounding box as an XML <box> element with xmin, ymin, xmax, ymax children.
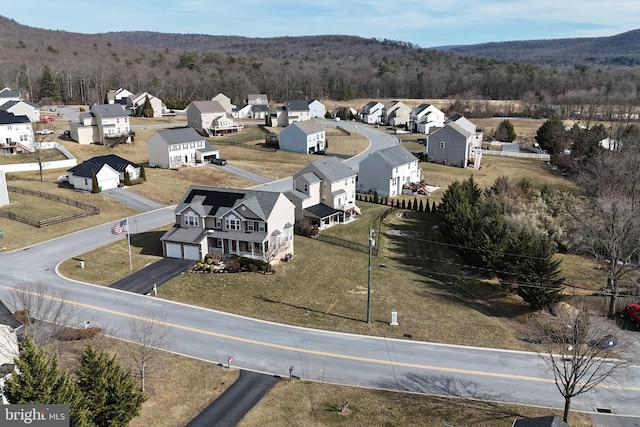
<box><xmin>166</xmin><ymin>243</ymin><xmax>182</xmax><ymax>258</ymax></box>
<box><xmin>183</xmin><ymin>245</ymin><xmax>201</xmax><ymax>260</ymax></box>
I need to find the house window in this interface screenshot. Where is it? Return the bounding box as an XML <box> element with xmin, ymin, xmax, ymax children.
<box><xmin>258</xmin><ymin>222</ymin><xmax>265</xmax><ymax>232</ymax></box>
<box><xmin>215</xmin><ymin>218</ymin><xmax>222</xmax><ymax>228</ymax></box>
<box><xmin>304</xmin><ymin>183</ymin><xmax>308</xmax><ymax>193</ymax></box>
<box><xmin>214</xmin><ymin>238</ymin><xmax>222</xmax><ymax>248</ymax></box>
<box><xmin>185</xmin><ymin>213</ymin><xmax>199</xmax><ymax>227</ymax></box>
<box><xmin>440</xmin><ymin>141</ymin><xmax>445</xmax><ymax>149</ymax></box>
<box><xmin>247</xmin><ymin>222</ymin><xmax>254</xmax><ymax>232</ymax></box>
<box><xmin>226</xmin><ymin>217</ymin><xmax>240</xmax><ymax>230</ymax></box>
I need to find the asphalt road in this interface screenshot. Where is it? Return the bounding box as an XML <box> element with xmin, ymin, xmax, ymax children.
<box><xmin>1</xmin><ymin>125</ymin><xmax>640</xmax><ymax>424</ymax></box>
<box><xmin>185</xmin><ymin>370</ymin><xmax>280</xmax><ymax>427</ymax></box>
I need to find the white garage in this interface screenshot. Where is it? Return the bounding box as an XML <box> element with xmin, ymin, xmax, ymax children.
<box><xmin>165</xmin><ymin>243</ymin><xmax>183</xmax><ymax>259</ymax></box>
<box><xmin>164</xmin><ymin>242</ymin><xmax>201</xmax><ymax>260</ymax></box>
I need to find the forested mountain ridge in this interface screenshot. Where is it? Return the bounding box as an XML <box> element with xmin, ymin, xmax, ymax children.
<box><xmin>1</xmin><ymin>15</ymin><xmax>639</xmax><ymax>112</ymax></box>
<box><xmin>443</xmin><ymin>29</ymin><xmax>640</xmax><ymax>65</ymax></box>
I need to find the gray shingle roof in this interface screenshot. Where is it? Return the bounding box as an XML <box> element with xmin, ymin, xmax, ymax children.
<box><xmin>298</xmin><ymin>156</ymin><xmax>356</xmax><ymax>182</ymax></box>
<box><xmin>0</xmin><ymin>299</ymin><xmax>21</xmax><ymax>329</ymax></box>
<box><xmin>190</xmin><ymin>100</ymin><xmax>226</xmax><ymax>114</ymax></box>
<box><xmin>0</xmin><ymin>88</ymin><xmax>20</xmax><ymax>98</ymax></box>
<box><xmin>284</xmin><ymin>100</ymin><xmax>309</xmax><ymax>111</ymax></box>
<box><xmin>153</xmin><ymin>127</ymin><xmax>206</xmax><ymax>145</ymax></box>
<box><xmin>289</xmin><ymin>121</ymin><xmax>324</xmax><ymax>135</ymax></box>
<box><xmin>91</xmin><ymin>104</ymin><xmax>128</xmax><ymax>118</ymax></box>
<box><xmin>370</xmin><ymin>145</ymin><xmax>417</xmax><ymax>167</ymax></box>
<box><xmin>0</xmin><ymin>111</ymin><xmax>30</xmax><ymax>124</ymax></box>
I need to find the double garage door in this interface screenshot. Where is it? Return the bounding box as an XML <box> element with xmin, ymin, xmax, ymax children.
<box><xmin>165</xmin><ymin>243</ymin><xmax>201</xmax><ymax>260</ymax></box>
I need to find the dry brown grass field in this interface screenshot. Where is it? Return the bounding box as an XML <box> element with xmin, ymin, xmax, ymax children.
<box><xmin>4</xmin><ymin>112</ymin><xmax>601</xmax><ymax>426</ymax></box>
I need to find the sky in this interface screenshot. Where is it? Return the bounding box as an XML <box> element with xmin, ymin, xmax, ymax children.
<box><xmin>1</xmin><ymin>1</ymin><xmax>639</xmax><ymax>48</ymax></box>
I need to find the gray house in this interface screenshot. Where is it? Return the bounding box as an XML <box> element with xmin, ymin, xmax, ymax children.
<box><xmin>424</xmin><ymin>122</ymin><xmax>473</xmax><ymax>168</ymax></box>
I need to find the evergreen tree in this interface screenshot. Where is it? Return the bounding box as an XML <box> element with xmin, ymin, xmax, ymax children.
<box><xmin>139</xmin><ymin>166</ymin><xmax>146</xmax><ymax>181</ymax></box>
<box><xmin>373</xmin><ymin>191</ymin><xmax>379</xmax><ymax>204</ymax></box>
<box><xmin>77</xmin><ymin>344</ymin><xmax>146</xmax><ymax>427</ymax></box>
<box><xmin>494</xmin><ymin>119</ymin><xmax>517</xmax><ymax>142</ymax></box>
<box><xmin>38</xmin><ymin>65</ymin><xmax>60</xmax><ymax>100</ymax></box>
<box><xmin>91</xmin><ymin>172</ymin><xmax>100</xmax><ymax>193</ymax></box>
<box><xmin>124</xmin><ymin>170</ymin><xmax>131</xmax><ymax>186</ymax></box>
<box><xmin>419</xmin><ymin>199</ymin><xmax>424</xmax><ymax>211</ymax></box>
<box><xmin>412</xmin><ymin>198</ymin><xmax>418</xmax><ymax>210</ymax></box>
<box><xmin>401</xmin><ymin>199</ymin><xmax>406</xmax><ymax>209</ymax></box>
<box><xmin>142</xmin><ymin>95</ymin><xmax>154</xmax><ymax>118</ymax></box>
<box><xmin>499</xmin><ymin>229</ymin><xmax>566</xmax><ymax>310</ymax></box>
<box><xmin>535</xmin><ymin>115</ymin><xmax>568</xmax><ymax>154</ymax></box>
<box><xmin>4</xmin><ymin>336</ymin><xmax>90</xmax><ymax>426</ymax></box>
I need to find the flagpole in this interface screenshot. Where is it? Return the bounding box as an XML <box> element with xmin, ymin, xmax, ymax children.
<box><xmin>126</xmin><ymin>218</ymin><xmax>132</xmax><ymax>270</ymax></box>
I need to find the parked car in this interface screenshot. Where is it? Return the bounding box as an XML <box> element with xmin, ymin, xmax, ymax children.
<box><xmin>35</xmin><ymin>129</ymin><xmax>54</xmax><ymax>135</ymax></box>
<box><xmin>211</xmin><ymin>158</ymin><xmax>227</xmax><ymax>166</ymax></box>
<box><xmin>39</xmin><ymin>116</ymin><xmax>54</xmax><ymax>122</ymax></box>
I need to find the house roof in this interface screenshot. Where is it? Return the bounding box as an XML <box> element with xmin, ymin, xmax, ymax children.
<box><xmin>247</xmin><ymin>94</ymin><xmax>268</xmax><ymax>102</ymax></box>
<box><xmin>297</xmin><ymin>156</ymin><xmax>356</xmax><ymax>182</ymax></box>
<box><xmin>252</xmin><ymin>104</ymin><xmax>269</xmax><ymax>112</ymax></box>
<box><xmin>412</xmin><ymin>103</ymin><xmax>434</xmax><ymax>114</ymax></box>
<box><xmin>369</xmin><ymin>145</ymin><xmax>418</xmax><ymax>167</ymax></box>
<box><xmin>1</xmin><ymin>99</ymin><xmax>39</xmax><ymax>110</ymax></box>
<box><xmin>0</xmin><ymin>110</ymin><xmax>30</xmax><ymax>124</ymax></box>
<box><xmin>0</xmin><ymin>87</ymin><xmax>20</xmax><ymax>98</ymax></box>
<box><xmin>430</xmin><ymin>121</ymin><xmax>472</xmax><ymax>139</ymax></box>
<box><xmin>284</xmin><ymin>100</ymin><xmax>309</xmax><ymax>111</ymax></box>
<box><xmin>160</xmin><ymin>225</ymin><xmax>208</xmax><ymax>245</ymax></box>
<box><xmin>304</xmin><ymin>203</ymin><xmax>340</xmax><ymax>219</ymax></box>
<box><xmin>363</xmin><ymin>101</ymin><xmax>381</xmax><ymax>110</ymax></box>
<box><xmin>175</xmin><ymin>185</ymin><xmax>283</xmax><ymax>221</ymax></box>
<box><xmin>287</xmin><ymin>121</ymin><xmax>324</xmax><ymax>135</ymax></box>
<box><xmin>68</xmin><ymin>154</ymin><xmax>139</xmax><ymax>178</ymax></box>
<box><xmin>151</xmin><ymin>127</ymin><xmax>205</xmax><ymax>145</ymax></box>
<box><xmin>91</xmin><ymin>104</ymin><xmax>128</xmax><ymax>118</ymax></box>
<box><xmin>190</xmin><ymin>100</ymin><xmax>227</xmax><ymax>114</ymax></box>
<box><xmin>0</xmin><ymin>299</ymin><xmax>21</xmax><ymax>329</ymax></box>
<box><xmin>512</xmin><ymin>415</ymin><xmax>569</xmax><ymax>427</ymax></box>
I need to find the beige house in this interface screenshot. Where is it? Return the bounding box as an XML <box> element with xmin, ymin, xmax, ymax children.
<box><xmin>146</xmin><ymin>127</ymin><xmax>221</xmax><ymax>169</ymax></box>
<box><xmin>270</xmin><ymin>100</ymin><xmax>311</xmax><ymax>127</ymax></box>
<box><xmin>212</xmin><ymin>93</ymin><xmax>236</xmax><ymax>116</ymax></box>
<box><xmin>70</xmin><ymin>104</ymin><xmax>132</xmax><ymax>145</ymax></box>
<box><xmin>161</xmin><ymin>185</ymin><xmax>295</xmax><ymax>262</ymax></box>
<box><xmin>129</xmin><ymin>92</ymin><xmax>166</xmax><ymax>118</ymax></box>
<box><xmin>382</xmin><ymin>100</ymin><xmax>411</xmax><ymax>127</ymax></box>
<box><xmin>186</xmin><ymin>101</ymin><xmax>243</xmax><ymax>136</ymax></box>
<box><xmin>0</xmin><ymin>100</ymin><xmax>40</xmax><ymax>123</ymax></box>
<box><xmin>286</xmin><ymin>156</ymin><xmax>359</xmax><ymax>230</ymax></box>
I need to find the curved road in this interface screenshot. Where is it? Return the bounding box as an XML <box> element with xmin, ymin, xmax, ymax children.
<box><xmin>1</xmin><ymin>126</ymin><xmax>639</xmax><ymax>422</ymax></box>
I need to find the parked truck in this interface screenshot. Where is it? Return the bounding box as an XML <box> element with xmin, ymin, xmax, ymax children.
<box><xmin>620</xmin><ymin>303</ymin><xmax>640</xmax><ymax>329</ymax></box>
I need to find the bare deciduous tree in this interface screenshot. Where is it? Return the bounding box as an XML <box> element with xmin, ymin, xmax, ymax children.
<box><xmin>124</xmin><ymin>313</ymin><xmax>171</xmax><ymax>392</ymax></box>
<box><xmin>527</xmin><ymin>307</ymin><xmax>628</xmax><ymax>423</ymax></box>
<box><xmin>6</xmin><ymin>282</ymin><xmax>80</xmax><ymax>348</ymax></box>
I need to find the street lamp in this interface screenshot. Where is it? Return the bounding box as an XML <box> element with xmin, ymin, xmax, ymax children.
<box><xmin>367</xmin><ymin>228</ymin><xmax>375</xmax><ymax>323</ymax></box>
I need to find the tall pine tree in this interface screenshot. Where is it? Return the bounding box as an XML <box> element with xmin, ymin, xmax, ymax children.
<box><xmin>77</xmin><ymin>344</ymin><xmax>146</xmax><ymax>427</ymax></box>
<box><xmin>4</xmin><ymin>336</ymin><xmax>90</xmax><ymax>426</ymax></box>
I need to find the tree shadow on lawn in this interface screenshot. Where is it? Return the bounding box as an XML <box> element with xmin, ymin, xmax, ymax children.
<box><xmin>375</xmin><ymin>372</ymin><xmax>527</xmax><ymax>424</ymax></box>
<box><xmin>254</xmin><ymin>295</ymin><xmax>365</xmax><ymax>323</ymax></box>
<box><xmin>129</xmin><ymin>231</ymin><xmax>165</xmax><ymax>256</ymax></box>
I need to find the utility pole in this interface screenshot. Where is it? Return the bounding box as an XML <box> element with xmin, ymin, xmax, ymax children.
<box><xmin>367</xmin><ymin>228</ymin><xmax>375</xmax><ymax>323</ymax></box>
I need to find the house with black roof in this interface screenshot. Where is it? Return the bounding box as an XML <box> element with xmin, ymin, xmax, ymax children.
<box><xmin>161</xmin><ymin>185</ymin><xmax>295</xmax><ymax>262</ymax></box>
<box><xmin>0</xmin><ymin>110</ymin><xmax>33</xmax><ymax>155</ymax></box>
<box><xmin>268</xmin><ymin>100</ymin><xmax>311</xmax><ymax>127</ymax></box>
<box><xmin>67</xmin><ymin>154</ymin><xmax>141</xmax><ymax>192</ymax></box>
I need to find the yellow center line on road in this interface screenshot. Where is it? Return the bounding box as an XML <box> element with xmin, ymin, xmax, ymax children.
<box><xmin>11</xmin><ymin>288</ymin><xmax>640</xmax><ymax>391</ymax></box>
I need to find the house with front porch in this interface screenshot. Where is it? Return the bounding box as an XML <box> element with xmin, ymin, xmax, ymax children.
<box><xmin>186</xmin><ymin>100</ymin><xmax>243</xmax><ymax>136</ymax></box>
<box><xmin>285</xmin><ymin>156</ymin><xmax>359</xmax><ymax>230</ymax></box>
<box><xmin>358</xmin><ymin>145</ymin><xmax>421</xmax><ymax>197</ymax></box>
<box><xmin>361</xmin><ymin>101</ymin><xmax>384</xmax><ymax>124</ymax></box>
<box><xmin>146</xmin><ymin>127</ymin><xmax>221</xmax><ymax>169</ymax></box>
<box><xmin>278</xmin><ymin>121</ymin><xmax>326</xmax><ymax>154</ymax></box>
<box><xmin>161</xmin><ymin>185</ymin><xmax>295</xmax><ymax>262</ymax></box>
<box><xmin>0</xmin><ymin>111</ymin><xmax>33</xmax><ymax>155</ymax></box>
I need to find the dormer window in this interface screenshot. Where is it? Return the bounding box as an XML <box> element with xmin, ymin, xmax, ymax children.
<box><xmin>185</xmin><ymin>212</ymin><xmax>199</xmax><ymax>226</ymax></box>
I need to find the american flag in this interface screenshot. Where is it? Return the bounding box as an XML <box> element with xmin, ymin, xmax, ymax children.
<box><xmin>111</xmin><ymin>219</ymin><xmax>128</xmax><ymax>235</ymax></box>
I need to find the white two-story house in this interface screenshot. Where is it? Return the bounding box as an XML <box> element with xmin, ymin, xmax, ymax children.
<box><xmin>70</xmin><ymin>104</ymin><xmax>132</xmax><ymax>145</ymax></box>
<box><xmin>278</xmin><ymin>121</ymin><xmax>326</xmax><ymax>154</ymax></box>
<box><xmin>358</xmin><ymin>145</ymin><xmax>421</xmax><ymax>197</ymax></box>
<box><xmin>286</xmin><ymin>156</ymin><xmax>359</xmax><ymax>230</ymax></box>
<box><xmin>410</xmin><ymin>104</ymin><xmax>445</xmax><ymax>134</ymax></box>
<box><xmin>161</xmin><ymin>185</ymin><xmax>295</xmax><ymax>262</ymax></box>
<box><xmin>146</xmin><ymin>127</ymin><xmax>221</xmax><ymax>169</ymax></box>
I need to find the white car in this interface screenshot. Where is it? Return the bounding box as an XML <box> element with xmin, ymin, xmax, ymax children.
<box><xmin>35</xmin><ymin>129</ymin><xmax>54</xmax><ymax>135</ymax></box>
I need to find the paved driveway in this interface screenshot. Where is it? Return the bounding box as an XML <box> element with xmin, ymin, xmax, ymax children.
<box><xmin>109</xmin><ymin>258</ymin><xmax>193</xmax><ymax>294</ymax></box>
<box><xmin>102</xmin><ymin>187</ymin><xmax>165</xmax><ymax>212</ymax></box>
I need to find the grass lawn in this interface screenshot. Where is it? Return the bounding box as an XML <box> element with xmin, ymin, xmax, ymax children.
<box><xmin>6</xmin><ymin>116</ymin><xmax>599</xmax><ymax>426</ymax></box>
